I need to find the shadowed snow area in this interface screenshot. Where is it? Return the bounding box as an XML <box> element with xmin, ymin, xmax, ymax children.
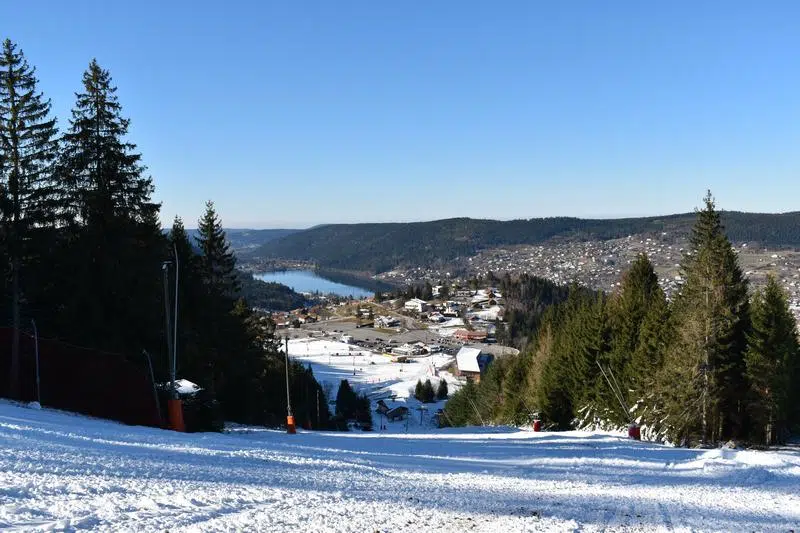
<box><xmin>1</xmin><ymin>400</ymin><xmax>799</xmax><ymax>532</ymax></box>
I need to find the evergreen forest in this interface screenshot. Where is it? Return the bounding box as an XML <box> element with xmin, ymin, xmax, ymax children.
<box><xmin>0</xmin><ymin>39</ymin><xmax>329</xmax><ymax>430</ymax></box>
<box><xmin>445</xmin><ymin>193</ymin><xmax>800</xmax><ymax>446</ymax></box>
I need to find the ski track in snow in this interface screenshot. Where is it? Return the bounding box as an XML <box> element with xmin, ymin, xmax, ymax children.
<box><xmin>1</xmin><ymin>401</ymin><xmax>799</xmax><ymax>532</ymax></box>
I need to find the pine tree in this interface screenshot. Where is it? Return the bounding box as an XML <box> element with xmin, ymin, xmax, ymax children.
<box><xmin>422</xmin><ymin>379</ymin><xmax>435</xmax><ymax>403</ymax></box>
<box><xmin>744</xmin><ymin>275</ymin><xmax>799</xmax><ymax>444</ymax></box>
<box><xmin>436</xmin><ymin>379</ymin><xmax>449</xmax><ymax>400</ymax></box>
<box><xmin>59</xmin><ymin>59</ymin><xmax>157</xmax><ymax>226</ymax></box>
<box><xmin>0</xmin><ymin>39</ymin><xmax>60</xmax><ymax>398</ymax></box>
<box><xmin>414</xmin><ymin>379</ymin><xmax>424</xmax><ymax>402</ymax></box>
<box><xmin>665</xmin><ymin>191</ymin><xmax>749</xmax><ymax>444</ymax></box>
<box><xmin>632</xmin><ymin>288</ymin><xmax>672</xmax><ymax>434</ymax></box>
<box><xmin>632</xmin><ymin>288</ymin><xmax>671</xmax><ymax>384</ymax></box>
<box><xmin>336</xmin><ymin>379</ymin><xmax>357</xmax><ymax>418</ymax></box>
<box><xmin>196</xmin><ymin>200</ymin><xmax>239</xmax><ymax>297</ymax></box>
<box><xmin>442</xmin><ymin>379</ymin><xmax>479</xmax><ymax>426</ymax></box>
<box><xmin>608</xmin><ymin>253</ymin><xmax>671</xmax><ymax>423</ymax></box>
<box><xmin>609</xmin><ymin>254</ymin><xmax>662</xmax><ymax>386</ymax></box>
<box><xmin>53</xmin><ymin>59</ymin><xmax>164</xmax><ymax>355</ymax></box>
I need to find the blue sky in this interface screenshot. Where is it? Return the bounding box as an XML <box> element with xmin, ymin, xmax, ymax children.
<box><xmin>3</xmin><ymin>1</ymin><xmax>799</xmax><ymax>228</ymax></box>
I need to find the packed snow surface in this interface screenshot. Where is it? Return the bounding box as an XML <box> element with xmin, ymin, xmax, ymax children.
<box><xmin>2</xmin><ymin>401</ymin><xmax>800</xmax><ymax>531</ymax></box>
<box><xmin>287</xmin><ymin>337</ymin><xmax>457</xmax><ymax>404</ymax></box>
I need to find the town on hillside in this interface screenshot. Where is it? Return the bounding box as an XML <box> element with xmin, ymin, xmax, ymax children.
<box><xmin>374</xmin><ymin>232</ymin><xmax>800</xmax><ymax>323</ymax></box>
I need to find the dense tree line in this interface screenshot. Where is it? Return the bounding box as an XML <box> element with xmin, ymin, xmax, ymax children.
<box><xmin>255</xmin><ymin>211</ymin><xmax>800</xmax><ymax>274</ymax></box>
<box><xmin>236</xmin><ymin>271</ymin><xmax>308</xmax><ymax>311</ymax></box>
<box><xmin>494</xmin><ymin>273</ymin><xmax>591</xmax><ymax>348</ymax></box>
<box><xmin>334</xmin><ymin>379</ymin><xmax>371</xmax><ymax>430</ymax></box>
<box><xmin>444</xmin><ymin>194</ymin><xmax>800</xmax><ymax>446</ymax></box>
<box><xmin>0</xmin><ymin>39</ymin><xmax>330</xmax><ymax>429</ymax></box>
<box><xmin>312</xmin><ymin>267</ymin><xmax>394</xmax><ymax>294</ymax></box>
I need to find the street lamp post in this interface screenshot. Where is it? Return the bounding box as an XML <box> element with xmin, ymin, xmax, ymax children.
<box><xmin>162</xmin><ymin>260</ymin><xmax>184</xmax><ymax>431</ymax></box>
<box><xmin>172</xmin><ymin>244</ymin><xmax>179</xmax><ymax>395</ymax></box>
<box><xmin>284</xmin><ymin>336</ymin><xmax>296</xmax><ymax>434</ymax></box>
<box><xmin>161</xmin><ymin>261</ymin><xmax>174</xmax><ymax>382</ymax></box>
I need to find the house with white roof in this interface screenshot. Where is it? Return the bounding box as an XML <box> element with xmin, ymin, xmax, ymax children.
<box><xmin>404</xmin><ymin>298</ymin><xmax>429</xmax><ymax>313</ymax></box>
<box><xmin>455</xmin><ymin>346</ymin><xmax>494</xmax><ymax>383</ymax></box>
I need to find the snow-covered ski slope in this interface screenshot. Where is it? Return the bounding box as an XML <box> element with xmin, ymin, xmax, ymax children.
<box><xmin>1</xmin><ymin>401</ymin><xmax>799</xmax><ymax>532</ymax></box>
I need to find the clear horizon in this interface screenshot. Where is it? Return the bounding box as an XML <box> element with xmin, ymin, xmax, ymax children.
<box><xmin>4</xmin><ymin>1</ymin><xmax>799</xmax><ymax>228</ymax></box>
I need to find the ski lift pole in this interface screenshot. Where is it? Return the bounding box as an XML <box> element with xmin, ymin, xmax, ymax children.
<box><xmin>172</xmin><ymin>244</ymin><xmax>179</xmax><ymax>395</ymax></box>
<box><xmin>31</xmin><ymin>319</ymin><xmax>40</xmax><ymax>405</ymax></box>
<box><xmin>284</xmin><ymin>336</ymin><xmax>296</xmax><ymax>434</ymax></box>
<box><xmin>142</xmin><ymin>350</ymin><xmax>162</xmax><ymax>427</ymax></box>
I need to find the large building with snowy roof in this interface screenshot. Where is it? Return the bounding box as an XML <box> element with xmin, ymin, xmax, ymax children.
<box><xmin>455</xmin><ymin>347</ymin><xmax>494</xmax><ymax>383</ymax></box>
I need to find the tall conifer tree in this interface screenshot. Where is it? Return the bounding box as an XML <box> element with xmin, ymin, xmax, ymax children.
<box><xmin>196</xmin><ymin>200</ymin><xmax>239</xmax><ymax>297</ymax></box>
<box><xmin>0</xmin><ymin>39</ymin><xmax>60</xmax><ymax>398</ymax></box>
<box><xmin>664</xmin><ymin>191</ymin><xmax>749</xmax><ymax>444</ymax></box>
<box><xmin>744</xmin><ymin>275</ymin><xmax>799</xmax><ymax>444</ymax></box>
<box><xmin>56</xmin><ymin>59</ymin><xmax>164</xmax><ymax>353</ymax></box>
<box><xmin>609</xmin><ymin>254</ymin><xmax>669</xmax><ymax>403</ymax></box>
<box><xmin>59</xmin><ymin>59</ymin><xmax>156</xmax><ymax>226</ymax></box>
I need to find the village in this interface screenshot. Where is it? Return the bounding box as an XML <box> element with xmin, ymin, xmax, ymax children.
<box><xmin>264</xmin><ymin>286</ymin><xmax>516</xmax><ymax>428</ymax></box>
<box><xmin>375</xmin><ymin>232</ymin><xmax>800</xmax><ymax>321</ymax></box>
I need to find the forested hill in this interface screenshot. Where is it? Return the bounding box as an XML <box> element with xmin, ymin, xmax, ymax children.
<box><xmin>252</xmin><ymin>212</ymin><xmax>800</xmax><ymax>273</ymax></box>
<box><xmin>185</xmin><ymin>228</ymin><xmax>300</xmax><ymax>254</ymax></box>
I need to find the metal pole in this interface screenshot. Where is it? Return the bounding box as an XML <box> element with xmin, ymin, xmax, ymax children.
<box><xmin>284</xmin><ymin>336</ymin><xmax>292</xmax><ymax>417</ymax></box>
<box><xmin>172</xmin><ymin>245</ymin><xmax>179</xmax><ymax>394</ymax></box>
<box><xmin>162</xmin><ymin>262</ymin><xmax>174</xmax><ymax>396</ymax></box>
<box><xmin>31</xmin><ymin>319</ymin><xmax>40</xmax><ymax>405</ymax></box>
<box><xmin>143</xmin><ymin>350</ymin><xmax>162</xmax><ymax>426</ymax></box>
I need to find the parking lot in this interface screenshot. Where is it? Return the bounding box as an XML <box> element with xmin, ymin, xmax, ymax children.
<box><xmin>281</xmin><ymin>318</ymin><xmax>516</xmax><ymax>358</ymax></box>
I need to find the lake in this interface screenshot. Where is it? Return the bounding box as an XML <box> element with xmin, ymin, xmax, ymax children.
<box><xmin>254</xmin><ymin>270</ymin><xmax>374</xmax><ymax>299</ymax></box>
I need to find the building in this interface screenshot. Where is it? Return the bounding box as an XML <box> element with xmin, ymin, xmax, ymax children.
<box><xmin>428</xmin><ymin>312</ymin><xmax>446</xmax><ymax>323</ymax></box>
<box><xmin>442</xmin><ymin>301</ymin><xmax>461</xmax><ymax>317</ymax></box>
<box><xmin>455</xmin><ymin>347</ymin><xmax>494</xmax><ymax>382</ymax></box>
<box><xmin>404</xmin><ymin>298</ymin><xmax>429</xmax><ymax>313</ymax></box>
<box><xmin>386</xmin><ymin>406</ymin><xmax>409</xmax><ymax>421</ymax></box>
<box><xmin>375</xmin><ymin>315</ymin><xmax>401</xmax><ymax>329</ymax></box>
<box><xmin>376</xmin><ymin>399</ymin><xmax>390</xmax><ymax>415</ymax></box>
<box><xmin>391</xmin><ymin>343</ymin><xmax>425</xmax><ymax>357</ymax></box>
<box><xmin>454</xmin><ymin>329</ymin><xmax>488</xmax><ymax>342</ymax></box>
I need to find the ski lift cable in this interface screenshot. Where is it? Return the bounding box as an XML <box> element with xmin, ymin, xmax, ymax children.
<box><xmin>606</xmin><ymin>363</ymin><xmax>632</xmax><ymax>414</ymax></box>
<box><xmin>602</xmin><ymin>363</ymin><xmax>631</xmax><ymax>418</ymax></box>
<box><xmin>596</xmin><ymin>361</ymin><xmax>628</xmax><ymax>414</ymax></box>
<box><xmin>465</xmin><ymin>395</ymin><xmax>486</xmax><ymax>427</ymax></box>
<box><xmin>596</xmin><ymin>360</ymin><xmax>632</xmax><ymax>424</ymax></box>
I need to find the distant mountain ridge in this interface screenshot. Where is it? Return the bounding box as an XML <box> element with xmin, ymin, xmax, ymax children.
<box><xmin>251</xmin><ymin>212</ymin><xmax>800</xmax><ymax>274</ymax></box>
<box><xmin>182</xmin><ymin>228</ymin><xmax>301</xmax><ymax>253</ymax></box>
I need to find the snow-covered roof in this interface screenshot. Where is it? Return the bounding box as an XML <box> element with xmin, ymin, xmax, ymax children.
<box><xmin>456</xmin><ymin>347</ymin><xmax>482</xmax><ymax>373</ymax></box>
<box><xmin>175</xmin><ymin>379</ymin><xmax>201</xmax><ymax>395</ymax></box>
